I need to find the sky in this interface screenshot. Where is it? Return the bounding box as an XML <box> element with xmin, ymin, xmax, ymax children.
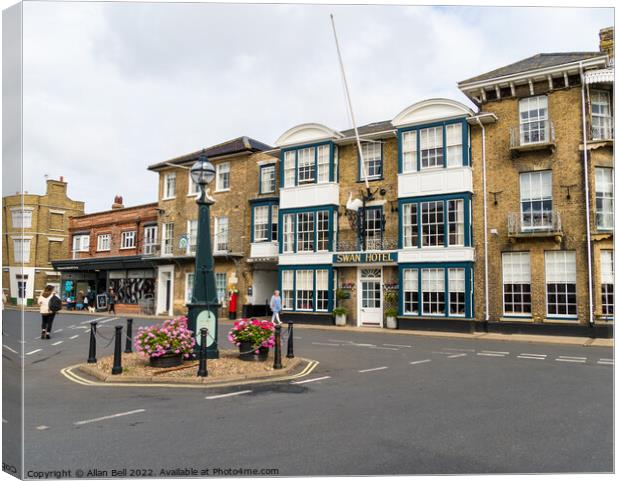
<box><xmin>3</xmin><ymin>1</ymin><xmax>614</xmax><ymax>212</ymax></box>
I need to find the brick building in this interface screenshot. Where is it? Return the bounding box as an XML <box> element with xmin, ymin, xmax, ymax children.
<box><xmin>51</xmin><ymin>198</ymin><xmax>159</xmax><ymax>313</ymax></box>
<box><xmin>2</xmin><ymin>178</ymin><xmax>84</xmax><ymax>306</ymax></box>
<box><xmin>458</xmin><ymin>27</ymin><xmax>614</xmax><ymax>336</ymax></box>
<box><xmin>146</xmin><ymin>137</ymin><xmax>276</xmax><ymax>317</ymax></box>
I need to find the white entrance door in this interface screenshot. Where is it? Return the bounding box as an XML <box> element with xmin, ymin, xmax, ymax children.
<box><xmin>357</xmin><ymin>267</ymin><xmax>383</xmax><ymax>327</ymax></box>
<box><xmin>156</xmin><ymin>266</ymin><xmax>174</xmax><ymax>316</ymax></box>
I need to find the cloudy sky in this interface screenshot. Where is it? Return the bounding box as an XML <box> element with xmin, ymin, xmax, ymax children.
<box><xmin>4</xmin><ymin>1</ymin><xmax>614</xmax><ymax>212</ymax></box>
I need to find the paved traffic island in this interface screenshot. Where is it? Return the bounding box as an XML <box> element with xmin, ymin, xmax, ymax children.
<box><xmin>68</xmin><ymin>350</ymin><xmax>317</xmax><ymax>388</ymax></box>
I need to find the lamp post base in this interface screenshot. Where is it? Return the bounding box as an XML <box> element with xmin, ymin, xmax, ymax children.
<box><xmin>187</xmin><ymin>302</ymin><xmax>220</xmax><ymax>360</ymax></box>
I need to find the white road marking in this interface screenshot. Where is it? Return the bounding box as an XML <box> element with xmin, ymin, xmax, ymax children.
<box><xmin>3</xmin><ymin>345</ymin><xmax>18</xmax><ymax>354</ymax></box>
<box><xmin>52</xmin><ymin>341</ymin><xmax>63</xmax><ymax>346</ymax></box>
<box><xmin>291</xmin><ymin>376</ymin><xmax>331</xmax><ymax>385</ymax></box>
<box><xmin>480</xmin><ymin>350</ymin><xmax>510</xmax><ymax>355</ymax></box>
<box><xmin>599</xmin><ymin>358</ymin><xmax>614</xmax><ymax>362</ymax></box>
<box><xmin>517</xmin><ymin>354</ymin><xmax>547</xmax><ymax>360</ymax></box>
<box><xmin>351</xmin><ymin>343</ymin><xmax>376</xmax><ymax>347</ymax></box>
<box><xmin>410</xmin><ymin>359</ymin><xmax>431</xmax><ymax>365</ymax></box>
<box><xmin>443</xmin><ymin>348</ymin><xmax>476</xmax><ymax>352</ymax></box>
<box><xmin>26</xmin><ymin>349</ymin><xmax>42</xmax><ymax>356</ymax></box>
<box><xmin>555</xmin><ymin>358</ymin><xmax>586</xmax><ymax>363</ymax></box>
<box><xmin>98</xmin><ymin>317</ymin><xmax>118</xmax><ymax>324</ymax></box>
<box><xmin>358</xmin><ymin>366</ymin><xmax>388</xmax><ymax>373</ymax></box>
<box><xmin>53</xmin><ymin>329</ymin><xmax>63</xmax><ymax>333</ymax></box>
<box><xmin>477</xmin><ymin>352</ymin><xmax>506</xmax><ymax>357</ymax></box>
<box><xmin>369</xmin><ymin>346</ymin><xmax>399</xmax><ymax>351</ymax></box>
<box><xmin>598</xmin><ymin>360</ymin><xmax>613</xmax><ymax>365</ymax></box>
<box><xmin>74</xmin><ymin>409</ymin><xmax>146</xmax><ymax>426</ymax></box>
<box><xmin>521</xmin><ymin>353</ymin><xmax>546</xmax><ymax>357</ymax></box>
<box><xmin>328</xmin><ymin>339</ymin><xmax>353</xmax><ymax>343</ymax></box>
<box><xmin>448</xmin><ymin>353</ymin><xmax>467</xmax><ymax>359</ymax></box>
<box><xmin>69</xmin><ymin>335</ymin><xmax>79</xmax><ymax>340</ymax></box>
<box><xmin>36</xmin><ymin>425</ymin><xmax>49</xmax><ymax>431</ymax></box>
<box><xmin>383</xmin><ymin>343</ymin><xmax>412</xmax><ymax>348</ymax></box>
<box><xmin>557</xmin><ymin>356</ymin><xmax>587</xmax><ymax>360</ymax></box>
<box><xmin>205</xmin><ymin>390</ymin><xmax>252</xmax><ymax>400</ymax></box>
<box><xmin>311</xmin><ymin>342</ymin><xmax>340</xmax><ymax>347</ymax></box>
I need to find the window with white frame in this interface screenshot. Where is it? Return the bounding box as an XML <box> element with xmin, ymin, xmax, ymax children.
<box><xmin>162</xmin><ymin>223</ymin><xmax>174</xmax><ymax>255</ymax></box>
<box><xmin>591</xmin><ymin>90</ymin><xmax>612</xmax><ymax>140</ymax></box>
<box><xmin>253</xmin><ymin>206</ymin><xmax>269</xmax><ymax>242</ymax></box>
<box><xmin>215</xmin><ymin>272</ymin><xmax>227</xmax><ymax>303</ymax></box>
<box><xmin>360</xmin><ymin>142</ymin><xmax>382</xmax><ymax>180</ymax></box>
<box><xmin>121</xmin><ymin>231</ymin><xmax>136</xmax><ymax>249</ymax></box>
<box><xmin>403</xmin><ymin>203</ymin><xmax>418</xmax><ymax>248</ymax></box>
<box><xmin>282</xmin><ymin>271</ymin><xmax>294</xmax><ymax>310</ymax></box>
<box><xmin>448</xmin><ymin>268</ymin><xmax>465</xmax><ymax>316</ymax></box>
<box><xmin>185</xmin><ymin>273</ymin><xmax>194</xmax><ymax>303</ymax></box>
<box><xmin>215</xmin><ymin>162</ymin><xmax>230</xmax><ymax>191</ymax></box>
<box><xmin>187</xmin><ymin>220</ymin><xmax>198</xmax><ymax>254</ymax></box>
<box><xmin>282</xmin><ymin>214</ymin><xmax>294</xmax><ymax>253</ymax></box>
<box><xmin>97</xmin><ymin>234</ymin><xmax>111</xmax><ymax>251</ymax></box>
<box><xmin>596</xmin><ymin>167</ymin><xmax>613</xmax><ymax>230</ymax></box>
<box><xmin>295</xmin><ymin>270</ymin><xmax>314</xmax><ymax>310</ymax></box>
<box><xmin>296</xmin><ymin>212</ymin><xmax>315</xmax><ymax>252</ymax></box>
<box><xmin>164</xmin><ymin>172</ymin><xmax>176</xmax><ymax>198</ymax></box>
<box><xmin>502</xmin><ymin>252</ymin><xmax>532</xmax><ymax>315</ymax></box>
<box><xmin>421</xmin><ymin>201</ymin><xmax>444</xmax><ymax>247</ymax></box>
<box><xmin>143</xmin><ymin>225</ymin><xmax>157</xmax><ymax>255</ymax></box>
<box><xmin>11</xmin><ymin>209</ymin><xmax>32</xmax><ymax>228</ymax></box>
<box><xmin>315</xmin><ymin>269</ymin><xmax>329</xmax><ymax>311</ymax></box>
<box><xmin>283</xmin><ymin>151</ymin><xmax>296</xmax><ymax>188</ymax></box>
<box><xmin>72</xmin><ymin>235</ymin><xmax>89</xmax><ymax>253</ymax></box>
<box><xmin>422</xmin><ymin>268</ymin><xmax>445</xmax><ymax>315</ymax></box>
<box><xmin>520</xmin><ymin>171</ymin><xmax>552</xmax><ymax>230</ymax></box>
<box><xmin>545</xmin><ymin>251</ymin><xmax>577</xmax><ymax>317</ymax></box>
<box><xmin>448</xmin><ymin>199</ymin><xmax>464</xmax><ymax>246</ymax></box>
<box><xmin>317</xmin><ymin>145</ymin><xmax>330</xmax><ymax>183</ymax></box>
<box><xmin>601</xmin><ymin>250</ymin><xmax>614</xmax><ymax>317</ymax></box>
<box><xmin>445</xmin><ymin>123</ymin><xmax>463</xmax><ymax>167</ymax></box>
<box><xmin>403</xmin><ymin>268</ymin><xmax>419</xmax><ymax>314</ymax></box>
<box><xmin>420</xmin><ymin>126</ymin><xmax>443</xmax><ymax>169</ymax></box>
<box><xmin>297</xmin><ymin>147</ymin><xmax>316</xmax><ymax>184</ymax></box>
<box><xmin>519</xmin><ymin>95</ymin><xmax>549</xmax><ymax>144</ymax></box>
<box><xmin>13</xmin><ymin>238</ymin><xmax>31</xmax><ymax>263</ymax></box>
<box><xmin>317</xmin><ymin>210</ymin><xmax>329</xmax><ymax>251</ymax></box>
<box><xmin>402</xmin><ymin>131</ymin><xmax>417</xmax><ymax>172</ymax></box>
<box><xmin>271</xmin><ymin>206</ymin><xmax>278</xmax><ymax>241</ymax></box>
<box><xmin>214</xmin><ymin>217</ymin><xmax>228</xmax><ymax>252</ymax></box>
<box><xmin>260</xmin><ymin>165</ymin><xmax>276</xmax><ymax>194</ymax></box>
<box><xmin>365</xmin><ymin>207</ymin><xmax>383</xmax><ymax>249</ymax></box>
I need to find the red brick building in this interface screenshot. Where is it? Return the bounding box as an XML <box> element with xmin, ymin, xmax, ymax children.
<box><xmin>52</xmin><ymin>198</ymin><xmax>160</xmax><ymax>314</ymax></box>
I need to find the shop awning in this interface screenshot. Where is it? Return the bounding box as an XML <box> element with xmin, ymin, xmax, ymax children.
<box><xmin>52</xmin><ymin>255</ymin><xmax>159</xmax><ymax>271</ymax></box>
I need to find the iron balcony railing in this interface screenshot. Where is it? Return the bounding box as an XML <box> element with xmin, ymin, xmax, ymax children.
<box><xmin>336</xmin><ymin>237</ymin><xmax>398</xmax><ymax>252</ymax></box>
<box><xmin>507</xmin><ymin>211</ymin><xmax>562</xmax><ymax>236</ymax></box>
<box><xmin>509</xmin><ymin>120</ymin><xmax>556</xmax><ymax>149</ymax></box>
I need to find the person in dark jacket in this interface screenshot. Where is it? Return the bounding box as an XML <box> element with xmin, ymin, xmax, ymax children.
<box><xmin>107</xmin><ymin>288</ymin><xmax>117</xmax><ymax>314</ymax></box>
<box><xmin>37</xmin><ymin>285</ymin><xmax>57</xmax><ymax>339</ymax></box>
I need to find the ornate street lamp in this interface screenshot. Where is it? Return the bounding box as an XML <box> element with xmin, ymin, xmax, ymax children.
<box><xmin>187</xmin><ymin>151</ymin><xmax>220</xmax><ymax>359</ymax></box>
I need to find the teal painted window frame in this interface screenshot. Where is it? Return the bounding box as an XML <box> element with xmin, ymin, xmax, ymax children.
<box><xmin>278</xmin><ymin>205</ymin><xmax>337</xmax><ymax>254</ymax></box>
<box><xmin>278</xmin><ymin>265</ymin><xmax>334</xmax><ymax>313</ymax></box>
<box><xmin>259</xmin><ymin>164</ymin><xmax>277</xmax><ymax>194</ymax></box>
<box><xmin>280</xmin><ymin>141</ymin><xmax>335</xmax><ymax>188</ymax></box>
<box><xmin>250</xmin><ymin>199</ymin><xmax>279</xmax><ymax>243</ymax></box>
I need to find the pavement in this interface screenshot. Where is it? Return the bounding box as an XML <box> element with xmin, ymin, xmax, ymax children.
<box><xmin>1</xmin><ymin>309</ymin><xmax>614</xmax><ymax>476</ymax></box>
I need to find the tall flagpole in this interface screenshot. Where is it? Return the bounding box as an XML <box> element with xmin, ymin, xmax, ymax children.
<box><xmin>330</xmin><ymin>14</ymin><xmax>370</xmax><ymax>191</ymax></box>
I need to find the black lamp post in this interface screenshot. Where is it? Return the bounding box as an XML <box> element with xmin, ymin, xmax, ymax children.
<box><xmin>187</xmin><ymin>151</ymin><xmax>220</xmax><ymax>359</ymax></box>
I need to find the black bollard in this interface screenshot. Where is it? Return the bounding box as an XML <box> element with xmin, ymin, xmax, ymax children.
<box><xmin>273</xmin><ymin>324</ymin><xmax>282</xmax><ymax>369</ymax></box>
<box><xmin>124</xmin><ymin>318</ymin><xmax>133</xmax><ymax>354</ymax></box>
<box><xmin>111</xmin><ymin>325</ymin><xmax>123</xmax><ymax>375</ymax></box>
<box><xmin>286</xmin><ymin>322</ymin><xmax>294</xmax><ymax>359</ymax></box>
<box><xmin>197</xmin><ymin>328</ymin><xmax>208</xmax><ymax>377</ymax></box>
<box><xmin>87</xmin><ymin>321</ymin><xmax>98</xmax><ymax>364</ymax></box>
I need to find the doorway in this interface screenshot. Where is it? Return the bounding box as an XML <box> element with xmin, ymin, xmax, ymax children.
<box><xmin>357</xmin><ymin>267</ymin><xmax>383</xmax><ymax>327</ymax></box>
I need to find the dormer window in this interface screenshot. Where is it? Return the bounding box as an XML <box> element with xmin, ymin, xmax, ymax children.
<box><xmin>280</xmin><ymin>142</ymin><xmax>335</xmax><ymax>187</ymax></box>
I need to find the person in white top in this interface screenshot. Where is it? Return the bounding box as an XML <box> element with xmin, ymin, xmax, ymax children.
<box><xmin>38</xmin><ymin>285</ymin><xmax>57</xmax><ymax>340</ymax></box>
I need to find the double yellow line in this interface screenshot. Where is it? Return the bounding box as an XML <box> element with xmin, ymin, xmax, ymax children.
<box><xmin>60</xmin><ymin>359</ymin><xmax>319</xmax><ymax>390</ymax></box>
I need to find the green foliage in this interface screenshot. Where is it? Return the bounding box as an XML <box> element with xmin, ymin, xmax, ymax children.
<box><xmin>332</xmin><ymin>307</ymin><xmax>347</xmax><ymax>317</ymax></box>
<box><xmin>385</xmin><ymin>307</ymin><xmax>398</xmax><ymax>318</ymax></box>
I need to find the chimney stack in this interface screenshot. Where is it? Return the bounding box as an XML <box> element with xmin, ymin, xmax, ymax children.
<box><xmin>111</xmin><ymin>195</ymin><xmax>124</xmax><ymax>209</ymax></box>
<box><xmin>599</xmin><ymin>27</ymin><xmax>614</xmax><ymax>59</ymax></box>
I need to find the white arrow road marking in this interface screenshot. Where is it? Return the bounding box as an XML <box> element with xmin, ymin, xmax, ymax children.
<box><xmin>448</xmin><ymin>353</ymin><xmax>467</xmax><ymax>359</ymax></box>
<box><xmin>26</xmin><ymin>349</ymin><xmax>42</xmax><ymax>356</ymax></box>
<box><xmin>69</xmin><ymin>335</ymin><xmax>79</xmax><ymax>340</ymax></box>
<box><xmin>205</xmin><ymin>390</ymin><xmax>252</xmax><ymax>400</ymax></box>
<box><xmin>52</xmin><ymin>341</ymin><xmax>63</xmax><ymax>346</ymax></box>
<box><xmin>74</xmin><ymin>409</ymin><xmax>146</xmax><ymax>426</ymax></box>
<box><xmin>410</xmin><ymin>359</ymin><xmax>431</xmax><ymax>365</ymax></box>
<box><xmin>291</xmin><ymin>376</ymin><xmax>331</xmax><ymax>385</ymax></box>
<box><xmin>358</xmin><ymin>366</ymin><xmax>388</xmax><ymax>373</ymax></box>
<box><xmin>3</xmin><ymin>345</ymin><xmax>18</xmax><ymax>354</ymax></box>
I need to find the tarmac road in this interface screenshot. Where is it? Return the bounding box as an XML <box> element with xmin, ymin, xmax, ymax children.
<box><xmin>2</xmin><ymin>309</ymin><xmax>613</xmax><ymax>476</ymax></box>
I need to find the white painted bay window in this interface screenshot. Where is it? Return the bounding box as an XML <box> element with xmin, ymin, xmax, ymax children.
<box><xmin>545</xmin><ymin>251</ymin><xmax>577</xmax><ymax>318</ymax></box>
<box><xmin>422</xmin><ymin>268</ymin><xmax>445</xmax><ymax>315</ymax></box>
<box><xmin>448</xmin><ymin>199</ymin><xmax>464</xmax><ymax>246</ymax></box>
<box><xmin>283</xmin><ymin>151</ymin><xmax>296</xmax><ymax>188</ymax></box>
<box><xmin>445</xmin><ymin>123</ymin><xmax>463</xmax><ymax>167</ymax></box>
<box><xmin>421</xmin><ymin>201</ymin><xmax>444</xmax><ymax>247</ymax></box>
<box><xmin>297</xmin><ymin>147</ymin><xmax>316</xmax><ymax>184</ymax></box>
<box><xmin>282</xmin><ymin>214</ymin><xmax>294</xmax><ymax>253</ymax></box>
<box><xmin>317</xmin><ymin>145</ymin><xmax>330</xmax><ymax>183</ymax></box>
<box><xmin>315</xmin><ymin>269</ymin><xmax>329</xmax><ymax>311</ymax></box>
<box><xmin>403</xmin><ymin>268</ymin><xmax>419</xmax><ymax>315</ymax></box>
<box><xmin>448</xmin><ymin>268</ymin><xmax>466</xmax><ymax>316</ymax></box>
<box><xmin>402</xmin><ymin>203</ymin><xmax>418</xmax><ymax>248</ymax></box>
<box><xmin>295</xmin><ymin>270</ymin><xmax>314</xmax><ymax>310</ymax></box>
<box><xmin>316</xmin><ymin>210</ymin><xmax>329</xmax><ymax>251</ymax></box>
<box><xmin>282</xmin><ymin>271</ymin><xmax>294</xmax><ymax>310</ymax></box>
<box><xmin>296</xmin><ymin>212</ymin><xmax>315</xmax><ymax>252</ymax></box>
<box><xmin>420</xmin><ymin>126</ymin><xmax>443</xmax><ymax>169</ymax></box>
<box><xmin>502</xmin><ymin>252</ymin><xmax>532</xmax><ymax>315</ymax></box>
<box><xmin>401</xmin><ymin>130</ymin><xmax>417</xmax><ymax>172</ymax></box>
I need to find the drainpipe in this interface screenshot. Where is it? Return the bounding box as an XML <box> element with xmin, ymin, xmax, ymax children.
<box><xmin>579</xmin><ymin>62</ymin><xmax>595</xmax><ymax>327</ymax></box>
<box><xmin>476</xmin><ymin>117</ymin><xmax>490</xmax><ymax>329</ymax></box>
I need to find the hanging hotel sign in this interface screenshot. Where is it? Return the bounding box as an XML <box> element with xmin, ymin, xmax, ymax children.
<box><xmin>333</xmin><ymin>252</ymin><xmax>397</xmax><ymax>265</ymax></box>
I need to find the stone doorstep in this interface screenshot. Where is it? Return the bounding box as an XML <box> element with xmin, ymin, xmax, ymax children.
<box><xmin>76</xmin><ymin>357</ymin><xmax>304</xmax><ymax>385</ymax></box>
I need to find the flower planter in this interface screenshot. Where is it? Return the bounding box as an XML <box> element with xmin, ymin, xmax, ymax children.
<box><xmin>149</xmin><ymin>352</ymin><xmax>184</xmax><ymax>368</ymax></box>
<box><xmin>386</xmin><ymin>316</ymin><xmax>398</xmax><ymax>329</ymax></box>
<box><xmin>238</xmin><ymin>341</ymin><xmax>269</xmax><ymax>362</ymax></box>
<box><xmin>335</xmin><ymin>314</ymin><xmax>347</xmax><ymax>326</ymax></box>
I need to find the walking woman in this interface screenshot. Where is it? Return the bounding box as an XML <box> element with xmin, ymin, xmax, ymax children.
<box><xmin>107</xmin><ymin>288</ymin><xmax>117</xmax><ymax>315</ymax></box>
<box><xmin>38</xmin><ymin>285</ymin><xmax>60</xmax><ymax>339</ymax></box>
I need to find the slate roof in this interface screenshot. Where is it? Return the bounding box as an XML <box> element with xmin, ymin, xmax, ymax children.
<box><xmin>340</xmin><ymin>120</ymin><xmax>394</xmax><ymax>137</ymax></box>
<box><xmin>459</xmin><ymin>52</ymin><xmax>605</xmax><ymax>85</ymax></box>
<box><xmin>148</xmin><ymin>136</ymin><xmax>273</xmax><ymax>170</ymax></box>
